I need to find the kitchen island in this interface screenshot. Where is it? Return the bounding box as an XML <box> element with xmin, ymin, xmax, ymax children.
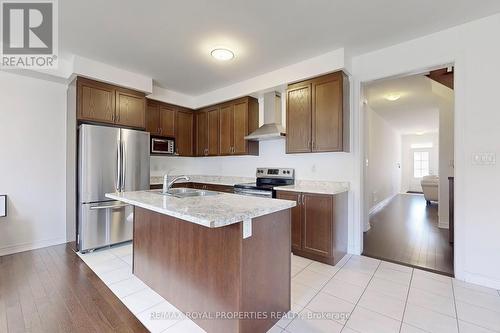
<box><xmin>106</xmin><ymin>189</ymin><xmax>295</xmax><ymax>333</ymax></box>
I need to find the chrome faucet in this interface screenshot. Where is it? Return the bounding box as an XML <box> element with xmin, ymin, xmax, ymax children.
<box><xmin>163</xmin><ymin>174</ymin><xmax>190</xmax><ymax>193</ymax></box>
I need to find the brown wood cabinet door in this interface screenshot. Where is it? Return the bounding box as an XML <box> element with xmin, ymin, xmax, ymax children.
<box><xmin>77</xmin><ymin>79</ymin><xmax>116</xmax><ymax>124</ymax></box>
<box><xmin>195</xmin><ymin>111</ymin><xmax>208</xmax><ymax>156</ymax></box>
<box><xmin>219</xmin><ymin>104</ymin><xmax>234</xmax><ymax>155</ymax></box>
<box><xmin>146</xmin><ymin>102</ymin><xmax>160</xmax><ymax>135</ymax></box>
<box><xmin>302</xmin><ymin>193</ymin><xmax>333</xmax><ymax>257</ymax></box>
<box><xmin>286</xmin><ymin>83</ymin><xmax>312</xmax><ymax>153</ymax></box>
<box><xmin>176</xmin><ymin>110</ymin><xmax>194</xmax><ymax>156</ymax></box>
<box><xmin>233</xmin><ymin>100</ymin><xmax>248</xmax><ymax>155</ymax></box>
<box><xmin>116</xmin><ymin>90</ymin><xmax>146</xmax><ymax>128</ymax></box>
<box><xmin>207</xmin><ymin>108</ymin><xmax>219</xmax><ymax>156</ymax></box>
<box><xmin>312</xmin><ymin>73</ymin><xmax>343</xmax><ymax>152</ymax></box>
<box><xmin>159</xmin><ymin>105</ymin><xmax>176</xmax><ymax>137</ymax></box>
<box><xmin>276</xmin><ymin>191</ymin><xmax>302</xmax><ymax>251</ymax></box>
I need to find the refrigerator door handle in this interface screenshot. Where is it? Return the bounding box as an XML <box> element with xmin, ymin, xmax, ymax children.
<box><xmin>120</xmin><ymin>140</ymin><xmax>126</xmax><ymax>192</ymax></box>
<box><xmin>116</xmin><ymin>139</ymin><xmax>121</xmax><ymax>192</ymax></box>
<box><xmin>90</xmin><ymin>203</ymin><xmax>130</xmax><ymax>210</ymax></box>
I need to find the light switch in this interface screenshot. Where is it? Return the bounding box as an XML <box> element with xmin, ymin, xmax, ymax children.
<box><xmin>472</xmin><ymin>153</ymin><xmax>496</xmax><ymax>165</ymax></box>
<box><xmin>0</xmin><ymin>195</ymin><xmax>6</xmax><ymax>218</ymax></box>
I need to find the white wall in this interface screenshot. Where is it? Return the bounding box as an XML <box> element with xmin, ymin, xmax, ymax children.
<box><xmin>151</xmin><ymin>140</ymin><xmax>353</xmax><ymax>182</ymax></box>
<box><xmin>366</xmin><ymin>106</ymin><xmax>401</xmax><ymax>214</ymax></box>
<box><xmin>352</xmin><ymin>13</ymin><xmax>500</xmax><ymax>289</ymax></box>
<box><xmin>0</xmin><ymin>71</ymin><xmax>67</xmax><ymax>255</ymax></box>
<box><xmin>401</xmin><ymin>133</ymin><xmax>439</xmax><ymax>193</ymax></box>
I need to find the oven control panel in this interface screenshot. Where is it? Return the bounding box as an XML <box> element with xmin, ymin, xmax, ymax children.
<box><xmin>256</xmin><ymin>168</ymin><xmax>295</xmax><ymax>179</ymax></box>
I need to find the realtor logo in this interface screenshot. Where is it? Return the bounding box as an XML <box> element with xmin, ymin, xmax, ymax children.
<box><xmin>1</xmin><ymin>0</ymin><xmax>58</xmax><ymax>68</ymax></box>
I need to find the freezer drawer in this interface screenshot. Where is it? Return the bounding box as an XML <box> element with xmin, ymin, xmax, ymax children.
<box><xmin>79</xmin><ymin>201</ymin><xmax>133</xmax><ymax>252</ymax></box>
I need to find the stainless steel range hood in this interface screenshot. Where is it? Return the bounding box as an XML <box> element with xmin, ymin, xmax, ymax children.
<box><xmin>245</xmin><ymin>92</ymin><xmax>285</xmax><ymax>141</ymax></box>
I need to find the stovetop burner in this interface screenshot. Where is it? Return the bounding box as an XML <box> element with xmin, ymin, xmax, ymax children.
<box><xmin>234</xmin><ymin>168</ymin><xmax>295</xmax><ymax>197</ymax></box>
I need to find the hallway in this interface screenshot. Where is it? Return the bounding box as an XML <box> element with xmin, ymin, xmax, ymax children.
<box><xmin>363</xmin><ymin>194</ymin><xmax>453</xmax><ymax>275</ymax></box>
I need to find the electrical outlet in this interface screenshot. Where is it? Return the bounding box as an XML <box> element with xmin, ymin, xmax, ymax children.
<box><xmin>472</xmin><ymin>153</ymin><xmax>496</xmax><ymax>165</ymax></box>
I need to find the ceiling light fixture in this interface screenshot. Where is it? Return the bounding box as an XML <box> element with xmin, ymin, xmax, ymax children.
<box><xmin>385</xmin><ymin>93</ymin><xmax>401</xmax><ymax>101</ymax></box>
<box><xmin>211</xmin><ymin>48</ymin><xmax>234</xmax><ymax>61</ymax></box>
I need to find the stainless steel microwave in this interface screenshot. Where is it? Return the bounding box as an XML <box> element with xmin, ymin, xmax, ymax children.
<box><xmin>151</xmin><ymin>137</ymin><xmax>175</xmax><ymax>155</ymax></box>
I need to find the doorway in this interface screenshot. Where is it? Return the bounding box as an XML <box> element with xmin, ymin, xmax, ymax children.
<box><xmin>361</xmin><ymin>67</ymin><xmax>455</xmax><ymax>276</ymax></box>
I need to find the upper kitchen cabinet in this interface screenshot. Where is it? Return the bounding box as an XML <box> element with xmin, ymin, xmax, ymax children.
<box><xmin>77</xmin><ymin>77</ymin><xmax>146</xmax><ymax>129</ymax></box>
<box><xmin>115</xmin><ymin>88</ymin><xmax>146</xmax><ymax>129</ymax></box>
<box><xmin>195</xmin><ymin>106</ymin><xmax>219</xmax><ymax>156</ymax></box>
<box><xmin>176</xmin><ymin>108</ymin><xmax>194</xmax><ymax>156</ymax></box>
<box><xmin>159</xmin><ymin>105</ymin><xmax>176</xmax><ymax>137</ymax></box>
<box><xmin>77</xmin><ymin>77</ymin><xmax>116</xmax><ymax>124</ymax></box>
<box><xmin>286</xmin><ymin>71</ymin><xmax>349</xmax><ymax>153</ymax></box>
<box><xmin>219</xmin><ymin>97</ymin><xmax>259</xmax><ymax>156</ymax></box>
<box><xmin>146</xmin><ymin>100</ymin><xmax>176</xmax><ymax>137</ymax></box>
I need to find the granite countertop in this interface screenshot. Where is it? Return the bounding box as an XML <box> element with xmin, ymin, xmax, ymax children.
<box><xmin>276</xmin><ymin>180</ymin><xmax>350</xmax><ymax>195</ymax></box>
<box><xmin>150</xmin><ymin>175</ymin><xmax>254</xmax><ymax>186</ymax></box>
<box><xmin>105</xmin><ymin>190</ymin><xmax>296</xmax><ymax>228</ymax></box>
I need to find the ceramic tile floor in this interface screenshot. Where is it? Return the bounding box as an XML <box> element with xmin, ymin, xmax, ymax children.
<box><xmin>79</xmin><ymin>243</ymin><xmax>500</xmax><ymax>333</ymax></box>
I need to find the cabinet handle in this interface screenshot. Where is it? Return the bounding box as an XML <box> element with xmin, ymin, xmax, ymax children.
<box><xmin>298</xmin><ymin>194</ymin><xmax>302</xmax><ymax>206</ymax></box>
<box><xmin>302</xmin><ymin>194</ymin><xmax>306</xmax><ymax>205</ymax></box>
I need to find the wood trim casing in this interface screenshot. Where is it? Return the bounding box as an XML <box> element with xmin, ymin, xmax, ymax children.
<box><xmin>133</xmin><ymin>208</ymin><xmax>291</xmax><ymax>333</ymax></box>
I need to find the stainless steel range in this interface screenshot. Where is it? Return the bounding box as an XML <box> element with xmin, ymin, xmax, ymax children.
<box><xmin>234</xmin><ymin>168</ymin><xmax>295</xmax><ymax>198</ymax></box>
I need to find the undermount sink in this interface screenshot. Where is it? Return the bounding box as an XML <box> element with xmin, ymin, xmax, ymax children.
<box><xmin>151</xmin><ymin>188</ymin><xmax>220</xmax><ymax>198</ymax></box>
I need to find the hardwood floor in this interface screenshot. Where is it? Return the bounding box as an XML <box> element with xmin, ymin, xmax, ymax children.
<box><xmin>363</xmin><ymin>194</ymin><xmax>453</xmax><ymax>276</ymax></box>
<box><xmin>0</xmin><ymin>243</ymin><xmax>147</xmax><ymax>333</ymax></box>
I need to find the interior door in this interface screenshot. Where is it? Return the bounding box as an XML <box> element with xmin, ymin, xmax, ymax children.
<box><xmin>120</xmin><ymin>128</ymin><xmax>150</xmax><ymax>192</ymax></box>
<box><xmin>79</xmin><ymin>124</ymin><xmax>120</xmax><ymax>203</ymax></box>
<box><xmin>410</xmin><ymin>150</ymin><xmax>431</xmax><ymax>192</ymax></box>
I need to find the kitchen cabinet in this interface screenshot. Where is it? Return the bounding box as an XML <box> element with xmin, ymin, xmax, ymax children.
<box><xmin>219</xmin><ymin>97</ymin><xmax>259</xmax><ymax>156</ymax></box>
<box><xmin>77</xmin><ymin>77</ymin><xmax>146</xmax><ymax>129</ymax></box>
<box><xmin>176</xmin><ymin>109</ymin><xmax>194</xmax><ymax>156</ymax></box>
<box><xmin>115</xmin><ymin>88</ymin><xmax>146</xmax><ymax>128</ymax></box>
<box><xmin>146</xmin><ymin>100</ymin><xmax>176</xmax><ymax>137</ymax></box>
<box><xmin>195</xmin><ymin>110</ymin><xmax>208</xmax><ymax>156</ymax></box>
<box><xmin>286</xmin><ymin>71</ymin><xmax>349</xmax><ymax>153</ymax></box>
<box><xmin>146</xmin><ymin>102</ymin><xmax>161</xmax><ymax>135</ymax></box>
<box><xmin>159</xmin><ymin>105</ymin><xmax>176</xmax><ymax>137</ymax></box>
<box><xmin>195</xmin><ymin>107</ymin><xmax>220</xmax><ymax>157</ymax></box>
<box><xmin>276</xmin><ymin>190</ymin><xmax>348</xmax><ymax>265</ymax></box>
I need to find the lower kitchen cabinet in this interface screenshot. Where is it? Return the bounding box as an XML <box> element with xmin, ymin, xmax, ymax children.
<box><xmin>276</xmin><ymin>190</ymin><xmax>348</xmax><ymax>265</ymax></box>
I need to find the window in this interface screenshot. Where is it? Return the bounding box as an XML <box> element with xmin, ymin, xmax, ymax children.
<box><xmin>410</xmin><ymin>142</ymin><xmax>433</xmax><ymax>149</ymax></box>
<box><xmin>413</xmin><ymin>151</ymin><xmax>430</xmax><ymax>178</ymax></box>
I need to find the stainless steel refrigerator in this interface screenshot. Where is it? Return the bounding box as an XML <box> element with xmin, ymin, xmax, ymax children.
<box><xmin>78</xmin><ymin>124</ymin><xmax>150</xmax><ymax>252</ymax></box>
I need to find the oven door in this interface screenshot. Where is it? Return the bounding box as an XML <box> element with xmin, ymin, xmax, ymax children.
<box><xmin>234</xmin><ymin>187</ymin><xmax>273</xmax><ymax>198</ymax></box>
<box><xmin>151</xmin><ymin>138</ymin><xmax>174</xmax><ymax>154</ymax></box>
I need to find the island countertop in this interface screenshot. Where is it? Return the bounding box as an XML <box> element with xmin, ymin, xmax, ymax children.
<box><xmin>105</xmin><ymin>190</ymin><xmax>296</xmax><ymax>228</ymax></box>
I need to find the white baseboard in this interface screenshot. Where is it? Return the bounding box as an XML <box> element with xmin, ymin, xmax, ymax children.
<box><xmin>0</xmin><ymin>237</ymin><xmax>67</xmax><ymax>257</ymax></box>
<box><xmin>369</xmin><ymin>194</ymin><xmax>397</xmax><ymax>216</ymax></box>
<box><xmin>438</xmin><ymin>218</ymin><xmax>449</xmax><ymax>229</ymax></box>
<box><xmin>458</xmin><ymin>271</ymin><xmax>500</xmax><ymax>290</ymax></box>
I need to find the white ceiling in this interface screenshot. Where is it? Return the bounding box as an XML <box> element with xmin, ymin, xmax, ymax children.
<box><xmin>365</xmin><ymin>75</ymin><xmax>449</xmax><ymax>135</ymax></box>
<box><xmin>60</xmin><ymin>0</ymin><xmax>500</xmax><ymax>95</ymax></box>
